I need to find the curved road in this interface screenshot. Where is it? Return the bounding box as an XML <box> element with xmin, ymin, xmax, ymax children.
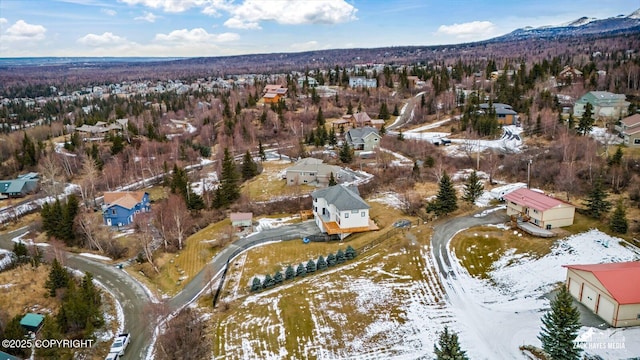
<box><xmin>0</xmin><ymin>220</ymin><xmax>320</xmax><ymax>359</ymax></box>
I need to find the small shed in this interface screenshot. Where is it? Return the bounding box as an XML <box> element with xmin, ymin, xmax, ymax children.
<box><xmin>230</xmin><ymin>212</ymin><xmax>253</xmax><ymax>229</ymax></box>
<box><xmin>20</xmin><ymin>313</ymin><xmax>44</xmax><ymax>333</ymax></box>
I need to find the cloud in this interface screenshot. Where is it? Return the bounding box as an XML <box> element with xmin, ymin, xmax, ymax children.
<box><xmin>118</xmin><ymin>0</ymin><xmax>229</xmax><ymax>14</ymax></box>
<box><xmin>4</xmin><ymin>20</ymin><xmax>47</xmax><ymax>41</ymax></box>
<box><xmin>0</xmin><ymin>18</ymin><xmax>7</xmax><ymax>26</ymax></box>
<box><xmin>101</xmin><ymin>8</ymin><xmax>117</xmax><ymax>16</ymax></box>
<box><xmin>436</xmin><ymin>21</ymin><xmax>496</xmax><ymax>38</ymax></box>
<box><xmin>135</xmin><ymin>11</ymin><xmax>158</xmax><ymax>22</ymax></box>
<box><xmin>289</xmin><ymin>40</ymin><xmax>321</xmax><ymax>52</ymax></box>
<box><xmin>225</xmin><ymin>0</ymin><xmax>357</xmax><ymax>29</ymax></box>
<box><xmin>77</xmin><ymin>32</ymin><xmax>129</xmax><ymax>46</ymax></box>
<box><xmin>154</xmin><ymin>28</ymin><xmax>239</xmax><ymax>43</ymax></box>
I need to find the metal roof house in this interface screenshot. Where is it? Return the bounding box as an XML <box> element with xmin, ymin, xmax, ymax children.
<box><xmin>20</xmin><ymin>313</ymin><xmax>44</xmax><ymax>333</ymax></box>
<box><xmin>0</xmin><ymin>173</ymin><xmax>39</xmax><ymax>198</ymax></box>
<box><xmin>504</xmin><ymin>188</ymin><xmax>575</xmax><ymax>230</ymax></box>
<box><xmin>564</xmin><ymin>261</ymin><xmax>640</xmax><ymax>327</ymax></box>
<box><xmin>573</xmin><ymin>91</ymin><xmax>629</xmax><ymax>121</ymax></box>
<box><xmin>311</xmin><ymin>184</ymin><xmax>378</xmax><ymax>240</ymax></box>
<box><xmin>102</xmin><ymin>191</ymin><xmax>150</xmax><ymax>227</ymax></box>
<box><xmin>346</xmin><ymin>126</ymin><xmax>381</xmax><ymax>152</ymax></box>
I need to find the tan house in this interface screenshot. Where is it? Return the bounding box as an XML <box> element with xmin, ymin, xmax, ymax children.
<box><xmin>563</xmin><ymin>261</ymin><xmax>640</xmax><ymax>327</ymax></box>
<box><xmin>504</xmin><ymin>188</ymin><xmax>575</xmax><ymax>229</ymax></box>
<box><xmin>616</xmin><ymin>113</ymin><xmax>640</xmax><ymax>147</ymax></box>
<box><xmin>285</xmin><ymin>158</ymin><xmax>341</xmax><ymax>187</ymax></box>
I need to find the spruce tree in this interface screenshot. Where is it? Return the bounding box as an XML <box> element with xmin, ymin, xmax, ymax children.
<box><xmin>336</xmin><ymin>249</ymin><xmax>346</xmax><ymax>264</ymax></box>
<box><xmin>296</xmin><ymin>263</ymin><xmax>307</xmax><ymax>277</ymax></box>
<box><xmin>326</xmin><ymin>253</ymin><xmax>336</xmax><ymax>267</ymax></box>
<box><xmin>45</xmin><ymin>258</ymin><xmax>70</xmax><ymax>297</ymax></box>
<box><xmin>262</xmin><ymin>274</ymin><xmax>274</xmax><ymax>288</ymax></box>
<box><xmin>316</xmin><ymin>255</ymin><xmax>327</xmax><ymax>270</ymax></box>
<box><xmin>328</xmin><ymin>172</ymin><xmax>337</xmax><ymax>186</ymax></box>
<box><xmin>339</xmin><ymin>141</ymin><xmax>353</xmax><ymax>164</ymax></box>
<box><xmin>434</xmin><ymin>326</ymin><xmax>469</xmax><ymax>360</ymax></box>
<box><xmin>258</xmin><ymin>140</ymin><xmax>266</xmax><ymax>161</ymax></box>
<box><xmin>577</xmin><ymin>102</ymin><xmax>594</xmax><ymax>136</ymax></box>
<box><xmin>609</xmin><ymin>201</ymin><xmax>628</xmax><ymax>234</ymax></box>
<box><xmin>397</xmin><ymin>129</ymin><xmax>404</xmax><ymax>141</ymax></box>
<box><xmin>328</xmin><ymin>127</ymin><xmax>337</xmax><ymax>146</ymax></box>
<box><xmin>273</xmin><ymin>271</ymin><xmax>284</xmax><ymax>284</ymax></box>
<box><xmin>379</xmin><ymin>123</ymin><xmax>386</xmax><ymax>136</ymax></box>
<box><xmin>462</xmin><ymin>170</ymin><xmax>484</xmax><ymax>204</ymax></box>
<box><xmin>251</xmin><ymin>277</ymin><xmax>262</xmax><ymax>292</ymax></box>
<box><xmin>1</xmin><ymin>315</ymin><xmax>29</xmax><ymax>357</ymax></box>
<box><xmin>316</xmin><ymin>107</ymin><xmax>325</xmax><ymax>126</ymax></box>
<box><xmin>213</xmin><ymin>148</ymin><xmax>240</xmax><ymax>208</ymax></box>
<box><xmin>241</xmin><ymin>150</ymin><xmax>259</xmax><ymax>181</ymax></box>
<box><xmin>345</xmin><ymin>245</ymin><xmax>357</xmax><ymax>260</ymax></box>
<box><xmin>427</xmin><ymin>172</ymin><xmax>458</xmax><ymax>216</ymax></box>
<box><xmin>583</xmin><ymin>177</ymin><xmax>611</xmax><ymax>219</ymax></box>
<box><xmin>285</xmin><ymin>265</ymin><xmax>295</xmax><ymax>280</ymax></box>
<box><xmin>538</xmin><ymin>286</ymin><xmax>582</xmax><ymax>360</ymax></box>
<box><xmin>306</xmin><ymin>259</ymin><xmax>317</xmax><ymax>273</ymax></box>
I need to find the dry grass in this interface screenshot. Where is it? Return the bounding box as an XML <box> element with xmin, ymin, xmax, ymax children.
<box><xmin>0</xmin><ymin>264</ymin><xmax>59</xmax><ymax>319</ymax></box>
<box><xmin>242</xmin><ymin>162</ymin><xmax>315</xmax><ymax>201</ymax></box>
<box><xmin>451</xmin><ymin>225</ymin><xmax>555</xmax><ymax>279</ymax></box>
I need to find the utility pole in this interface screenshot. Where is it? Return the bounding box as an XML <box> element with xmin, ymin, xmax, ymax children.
<box><xmin>527</xmin><ymin>159</ymin><xmax>532</xmax><ymax>188</ymax></box>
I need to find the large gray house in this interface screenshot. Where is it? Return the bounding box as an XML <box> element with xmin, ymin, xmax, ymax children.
<box><xmin>346</xmin><ymin>126</ymin><xmax>381</xmax><ymax>152</ymax></box>
<box><xmin>285</xmin><ymin>158</ymin><xmax>342</xmax><ymax>187</ymax></box>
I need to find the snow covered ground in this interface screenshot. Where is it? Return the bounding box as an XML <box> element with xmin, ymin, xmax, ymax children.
<box><xmin>0</xmin><ymin>183</ymin><xmax>80</xmax><ymax>225</ymax></box>
<box><xmin>190</xmin><ymin>171</ymin><xmax>218</xmax><ymax>195</ymax></box>
<box><xmin>0</xmin><ymin>249</ymin><xmax>13</xmax><ymax>271</ymax></box>
<box><xmin>368</xmin><ymin>192</ymin><xmax>405</xmax><ymax>209</ymax></box>
<box><xmin>444</xmin><ymin>229</ymin><xmax>640</xmax><ymax>359</ymax></box>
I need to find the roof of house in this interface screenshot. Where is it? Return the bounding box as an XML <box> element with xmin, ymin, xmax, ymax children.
<box><xmin>621</xmin><ymin>113</ymin><xmax>640</xmax><ymax>128</ymax></box>
<box><xmin>104</xmin><ymin>191</ymin><xmax>147</xmax><ymax>210</ymax></box>
<box><xmin>347</xmin><ymin>126</ymin><xmax>380</xmax><ymax>144</ymax></box>
<box><xmin>0</xmin><ymin>350</ymin><xmax>21</xmax><ymax>360</ymax></box>
<box><xmin>0</xmin><ymin>178</ymin><xmax>38</xmax><ymax>194</ymax></box>
<box><xmin>563</xmin><ymin>261</ymin><xmax>640</xmax><ymax>304</ymax></box>
<box><xmin>479</xmin><ymin>103</ymin><xmax>517</xmax><ymax>115</ymax></box>
<box><xmin>312</xmin><ymin>184</ymin><xmax>370</xmax><ymax>211</ymax></box>
<box><xmin>20</xmin><ymin>313</ymin><xmax>44</xmax><ymax>328</ymax></box>
<box><xmin>503</xmin><ymin>188</ymin><xmax>573</xmax><ymax>212</ymax></box>
<box><xmin>579</xmin><ymin>91</ymin><xmax>628</xmax><ymax>105</ymax></box>
<box><xmin>352</xmin><ymin>112</ymin><xmax>372</xmax><ymax>124</ymax></box>
<box><xmin>230</xmin><ymin>212</ymin><xmax>253</xmax><ymax>222</ymax></box>
<box><xmin>287</xmin><ymin>158</ymin><xmax>341</xmax><ymax>176</ymax></box>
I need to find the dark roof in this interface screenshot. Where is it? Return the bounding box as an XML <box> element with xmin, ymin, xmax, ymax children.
<box><xmin>312</xmin><ymin>184</ymin><xmax>370</xmax><ymax>211</ymax></box>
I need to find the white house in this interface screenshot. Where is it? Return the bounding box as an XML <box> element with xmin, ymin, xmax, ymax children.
<box><xmin>311</xmin><ymin>184</ymin><xmax>377</xmax><ymax>240</ymax></box>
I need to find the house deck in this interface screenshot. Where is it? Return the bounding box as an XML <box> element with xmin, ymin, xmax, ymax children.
<box><xmin>516</xmin><ymin>221</ymin><xmax>554</xmax><ymax>238</ymax></box>
<box><xmin>321</xmin><ymin>219</ymin><xmax>379</xmax><ymax>235</ymax></box>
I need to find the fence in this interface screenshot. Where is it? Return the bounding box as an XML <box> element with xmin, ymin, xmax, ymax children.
<box><xmin>212</xmin><ymin>220</ymin><xmax>413</xmax><ymax>307</ymax></box>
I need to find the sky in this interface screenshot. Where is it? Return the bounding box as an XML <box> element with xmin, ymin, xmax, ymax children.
<box><xmin>0</xmin><ymin>0</ymin><xmax>637</xmax><ymax>58</ymax></box>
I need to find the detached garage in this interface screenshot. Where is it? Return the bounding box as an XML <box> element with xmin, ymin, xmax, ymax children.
<box><xmin>563</xmin><ymin>261</ymin><xmax>640</xmax><ymax>327</ymax></box>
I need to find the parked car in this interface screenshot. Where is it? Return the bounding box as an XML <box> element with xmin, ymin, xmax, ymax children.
<box><xmin>105</xmin><ymin>353</ymin><xmax>119</xmax><ymax>360</ymax></box>
<box><xmin>109</xmin><ymin>333</ymin><xmax>130</xmax><ymax>356</ymax></box>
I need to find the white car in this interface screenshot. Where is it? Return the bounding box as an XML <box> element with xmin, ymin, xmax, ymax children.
<box><xmin>109</xmin><ymin>333</ymin><xmax>130</xmax><ymax>356</ymax></box>
<box><xmin>105</xmin><ymin>352</ymin><xmax>119</xmax><ymax>360</ymax></box>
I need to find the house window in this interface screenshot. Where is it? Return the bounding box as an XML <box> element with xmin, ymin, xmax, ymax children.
<box><xmin>303</xmin><ymin>180</ymin><xmax>308</xmax><ymax>183</ymax></box>
<box><xmin>309</xmin><ymin>173</ymin><xmax>315</xmax><ymax>176</ymax></box>
<box><xmin>637</xmin><ymin>314</ymin><xmax>640</xmax><ymax>320</ymax></box>
<box><xmin>546</xmin><ymin>224</ymin><xmax>552</xmax><ymax>230</ymax></box>
<box><xmin>635</xmin><ymin>139</ymin><xmax>640</xmax><ymax>145</ymax></box>
<box><xmin>361</xmin><ymin>211</ymin><xmax>366</xmax><ymax>217</ymax></box>
<box><xmin>345</xmin><ymin>213</ymin><xmax>349</xmax><ymax>218</ymax></box>
<box><xmin>111</xmin><ymin>209</ymin><xmax>116</xmax><ymax>215</ymax></box>
<box><xmin>533</xmin><ymin>209</ymin><xmax>538</xmax><ymax>214</ymax></box>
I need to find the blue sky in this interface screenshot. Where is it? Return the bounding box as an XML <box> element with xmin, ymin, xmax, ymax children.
<box><xmin>0</xmin><ymin>0</ymin><xmax>637</xmax><ymax>57</ymax></box>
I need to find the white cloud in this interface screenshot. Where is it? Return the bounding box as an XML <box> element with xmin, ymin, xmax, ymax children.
<box><xmin>100</xmin><ymin>8</ymin><xmax>117</xmax><ymax>16</ymax></box>
<box><xmin>225</xmin><ymin>0</ymin><xmax>357</xmax><ymax>29</ymax></box>
<box><xmin>0</xmin><ymin>18</ymin><xmax>8</xmax><ymax>26</ymax></box>
<box><xmin>77</xmin><ymin>32</ymin><xmax>129</xmax><ymax>46</ymax></box>
<box><xmin>436</xmin><ymin>21</ymin><xmax>496</xmax><ymax>38</ymax></box>
<box><xmin>135</xmin><ymin>11</ymin><xmax>158</xmax><ymax>22</ymax></box>
<box><xmin>118</xmin><ymin>0</ymin><xmax>229</xmax><ymax>14</ymax></box>
<box><xmin>154</xmin><ymin>28</ymin><xmax>239</xmax><ymax>43</ymax></box>
<box><xmin>3</xmin><ymin>20</ymin><xmax>47</xmax><ymax>41</ymax></box>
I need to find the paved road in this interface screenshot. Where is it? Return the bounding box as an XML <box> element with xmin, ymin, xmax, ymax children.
<box><xmin>0</xmin><ymin>220</ymin><xmax>320</xmax><ymax>359</ymax></box>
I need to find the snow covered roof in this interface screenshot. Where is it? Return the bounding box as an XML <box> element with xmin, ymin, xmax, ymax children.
<box><xmin>503</xmin><ymin>188</ymin><xmax>572</xmax><ymax>212</ymax></box>
<box><xmin>563</xmin><ymin>261</ymin><xmax>640</xmax><ymax>304</ymax></box>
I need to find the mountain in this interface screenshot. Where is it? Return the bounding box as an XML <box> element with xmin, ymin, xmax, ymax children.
<box><xmin>492</xmin><ymin>8</ymin><xmax>640</xmax><ymax>42</ymax></box>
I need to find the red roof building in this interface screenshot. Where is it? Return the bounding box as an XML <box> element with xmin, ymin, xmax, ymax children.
<box><xmin>563</xmin><ymin>261</ymin><xmax>640</xmax><ymax>327</ymax></box>
<box><xmin>504</xmin><ymin>188</ymin><xmax>575</xmax><ymax>229</ymax></box>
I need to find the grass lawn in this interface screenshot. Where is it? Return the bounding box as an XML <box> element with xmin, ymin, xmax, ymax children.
<box><xmin>451</xmin><ymin>225</ymin><xmax>555</xmax><ymax>279</ymax></box>
<box><xmin>210</xmin><ymin>223</ymin><xmax>443</xmax><ymax>360</ymax></box>
<box><xmin>242</xmin><ymin>161</ymin><xmax>315</xmax><ymax>201</ymax></box>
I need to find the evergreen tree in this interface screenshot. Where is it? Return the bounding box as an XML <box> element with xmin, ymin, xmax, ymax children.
<box><xmin>346</xmin><ymin>101</ymin><xmax>353</xmax><ymax>115</ymax></box>
<box><xmin>397</xmin><ymin>129</ymin><xmax>404</xmax><ymax>141</ymax></box>
<box><xmin>378</xmin><ymin>102</ymin><xmax>390</xmax><ymax>120</ymax></box>
<box><xmin>316</xmin><ymin>255</ymin><xmax>327</xmax><ymax>270</ymax></box>
<box><xmin>45</xmin><ymin>258</ymin><xmax>70</xmax><ymax>297</ymax></box>
<box><xmin>327</xmin><ymin>253</ymin><xmax>337</xmax><ymax>267</ymax></box>
<box><xmin>345</xmin><ymin>245</ymin><xmax>357</xmax><ymax>260</ymax></box>
<box><xmin>339</xmin><ymin>141</ymin><xmax>353</xmax><ymax>164</ymax></box>
<box><xmin>538</xmin><ymin>286</ymin><xmax>582</xmax><ymax>360</ymax></box>
<box><xmin>316</xmin><ymin>107</ymin><xmax>325</xmax><ymax>126</ymax></box>
<box><xmin>213</xmin><ymin>148</ymin><xmax>240</xmax><ymax>208</ymax></box>
<box><xmin>577</xmin><ymin>102</ymin><xmax>594</xmax><ymax>136</ymax></box>
<box><xmin>306</xmin><ymin>259</ymin><xmax>317</xmax><ymax>273</ymax></box>
<box><xmin>567</xmin><ymin>113</ymin><xmax>575</xmax><ymax>131</ymax></box>
<box><xmin>392</xmin><ymin>104</ymin><xmax>399</xmax><ymax>116</ymax></box>
<box><xmin>608</xmin><ymin>147</ymin><xmax>623</xmax><ymax>167</ymax></box>
<box><xmin>583</xmin><ymin>177</ymin><xmax>611</xmax><ymax>219</ymax></box>
<box><xmin>427</xmin><ymin>172</ymin><xmax>458</xmax><ymax>216</ymax></box>
<box><xmin>379</xmin><ymin>123</ymin><xmax>386</xmax><ymax>136</ymax></box>
<box><xmin>462</xmin><ymin>170</ymin><xmax>484</xmax><ymax>204</ymax></box>
<box><xmin>262</xmin><ymin>274</ymin><xmax>275</xmax><ymax>288</ymax></box>
<box><xmin>328</xmin><ymin>172</ymin><xmax>337</xmax><ymax>186</ymax></box>
<box><xmin>0</xmin><ymin>315</ymin><xmax>29</xmax><ymax>358</ymax></box>
<box><xmin>251</xmin><ymin>277</ymin><xmax>262</xmax><ymax>292</ymax></box>
<box><xmin>258</xmin><ymin>140</ymin><xmax>266</xmax><ymax>161</ymax></box>
<box><xmin>296</xmin><ymin>263</ymin><xmax>307</xmax><ymax>277</ymax></box>
<box><xmin>241</xmin><ymin>150</ymin><xmax>259</xmax><ymax>181</ymax></box>
<box><xmin>609</xmin><ymin>201</ymin><xmax>628</xmax><ymax>234</ymax></box>
<box><xmin>434</xmin><ymin>326</ymin><xmax>469</xmax><ymax>360</ymax></box>
<box><xmin>273</xmin><ymin>271</ymin><xmax>284</xmax><ymax>284</ymax></box>
<box><xmin>60</xmin><ymin>194</ymin><xmax>79</xmax><ymax>245</ymax></box>
<box><xmin>285</xmin><ymin>265</ymin><xmax>295</xmax><ymax>280</ymax></box>
<box><xmin>336</xmin><ymin>249</ymin><xmax>346</xmax><ymax>264</ymax></box>
<box><xmin>424</xmin><ymin>155</ymin><xmax>435</xmax><ymax>168</ymax></box>
<box><xmin>328</xmin><ymin>127</ymin><xmax>337</xmax><ymax>146</ymax></box>
<box><xmin>13</xmin><ymin>241</ymin><xmax>29</xmax><ymax>265</ymax></box>
<box><xmin>110</xmin><ymin>134</ymin><xmax>125</xmax><ymax>155</ymax></box>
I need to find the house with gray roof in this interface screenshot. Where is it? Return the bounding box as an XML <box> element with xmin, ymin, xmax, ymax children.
<box><xmin>479</xmin><ymin>103</ymin><xmax>518</xmax><ymax>125</ymax></box>
<box><xmin>285</xmin><ymin>158</ymin><xmax>342</xmax><ymax>187</ymax></box>
<box><xmin>311</xmin><ymin>184</ymin><xmax>377</xmax><ymax>240</ymax></box>
<box><xmin>346</xmin><ymin>126</ymin><xmax>381</xmax><ymax>151</ymax></box>
<box><xmin>573</xmin><ymin>91</ymin><xmax>629</xmax><ymax>121</ymax></box>
<box><xmin>0</xmin><ymin>173</ymin><xmax>39</xmax><ymax>198</ymax></box>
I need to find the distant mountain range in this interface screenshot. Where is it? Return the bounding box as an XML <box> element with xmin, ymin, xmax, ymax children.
<box><xmin>491</xmin><ymin>8</ymin><xmax>640</xmax><ymax>42</ymax></box>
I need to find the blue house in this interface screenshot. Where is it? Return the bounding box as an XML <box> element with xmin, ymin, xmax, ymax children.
<box><xmin>102</xmin><ymin>191</ymin><xmax>150</xmax><ymax>227</ymax></box>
